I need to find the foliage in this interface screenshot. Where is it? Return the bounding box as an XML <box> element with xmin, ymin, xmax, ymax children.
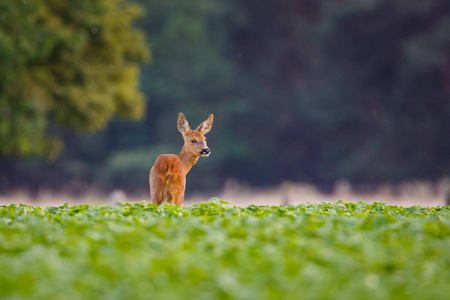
<box><xmin>0</xmin><ymin>0</ymin><xmax>149</xmax><ymax>157</ymax></box>
<box><xmin>128</xmin><ymin>0</ymin><xmax>246</xmax><ymax>188</ymax></box>
<box><xmin>101</xmin><ymin>0</ymin><xmax>450</xmax><ymax>189</ymax></box>
<box><xmin>0</xmin><ymin>200</ymin><xmax>449</xmax><ymax>299</ymax></box>
<box><xmin>1</xmin><ymin>0</ymin><xmax>450</xmax><ymax>192</ymax></box>
<box><xmin>226</xmin><ymin>0</ymin><xmax>450</xmax><ymax>184</ymax></box>
<box><xmin>98</xmin><ymin>145</ymin><xmax>174</xmax><ymax>189</ymax></box>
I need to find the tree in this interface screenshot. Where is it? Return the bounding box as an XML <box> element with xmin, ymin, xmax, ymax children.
<box><xmin>98</xmin><ymin>0</ymin><xmax>245</xmax><ymax>190</ymax></box>
<box><xmin>227</xmin><ymin>0</ymin><xmax>450</xmax><ymax>185</ymax></box>
<box><xmin>0</xmin><ymin>0</ymin><xmax>149</xmax><ymax>157</ymax></box>
<box><xmin>3</xmin><ymin>0</ymin><xmax>450</xmax><ymax>193</ymax></box>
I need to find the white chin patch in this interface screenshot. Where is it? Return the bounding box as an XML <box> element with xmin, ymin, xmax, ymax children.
<box><xmin>201</xmin><ymin>153</ymin><xmax>210</xmax><ymax>157</ymax></box>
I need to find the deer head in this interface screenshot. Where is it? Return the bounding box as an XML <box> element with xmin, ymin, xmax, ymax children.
<box><xmin>177</xmin><ymin>113</ymin><xmax>214</xmax><ymax>157</ymax></box>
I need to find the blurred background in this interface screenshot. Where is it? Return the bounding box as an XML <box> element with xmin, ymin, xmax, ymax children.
<box><xmin>0</xmin><ymin>0</ymin><xmax>449</xmax><ymax>206</ymax></box>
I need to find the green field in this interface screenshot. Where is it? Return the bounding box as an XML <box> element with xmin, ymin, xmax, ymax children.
<box><xmin>0</xmin><ymin>200</ymin><xmax>449</xmax><ymax>300</ymax></box>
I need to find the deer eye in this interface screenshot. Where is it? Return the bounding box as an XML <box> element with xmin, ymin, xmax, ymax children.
<box><xmin>191</xmin><ymin>139</ymin><xmax>197</xmax><ymax>144</ymax></box>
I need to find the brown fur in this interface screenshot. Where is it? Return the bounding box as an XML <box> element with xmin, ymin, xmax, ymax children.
<box><xmin>149</xmin><ymin>113</ymin><xmax>214</xmax><ymax>205</ymax></box>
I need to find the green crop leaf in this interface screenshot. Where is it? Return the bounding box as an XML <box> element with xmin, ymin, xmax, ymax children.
<box><xmin>0</xmin><ymin>201</ymin><xmax>449</xmax><ymax>299</ymax></box>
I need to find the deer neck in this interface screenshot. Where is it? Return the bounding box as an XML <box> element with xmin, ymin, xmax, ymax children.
<box><xmin>178</xmin><ymin>146</ymin><xmax>199</xmax><ymax>175</ymax></box>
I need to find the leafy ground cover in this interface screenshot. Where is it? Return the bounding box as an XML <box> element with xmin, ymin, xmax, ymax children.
<box><xmin>0</xmin><ymin>199</ymin><xmax>449</xmax><ymax>300</ymax></box>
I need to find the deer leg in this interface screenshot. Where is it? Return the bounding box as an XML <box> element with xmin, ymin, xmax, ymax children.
<box><xmin>150</xmin><ymin>173</ymin><xmax>165</xmax><ymax>205</ymax></box>
<box><xmin>171</xmin><ymin>178</ymin><xmax>186</xmax><ymax>206</ymax></box>
<box><xmin>151</xmin><ymin>187</ymin><xmax>164</xmax><ymax>205</ymax></box>
<box><xmin>171</xmin><ymin>189</ymin><xmax>185</xmax><ymax>206</ymax></box>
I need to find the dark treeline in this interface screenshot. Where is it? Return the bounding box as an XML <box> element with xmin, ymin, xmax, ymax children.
<box><xmin>1</xmin><ymin>0</ymin><xmax>450</xmax><ymax>194</ymax></box>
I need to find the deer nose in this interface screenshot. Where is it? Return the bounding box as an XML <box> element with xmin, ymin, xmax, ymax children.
<box><xmin>200</xmin><ymin>148</ymin><xmax>210</xmax><ymax>155</ymax></box>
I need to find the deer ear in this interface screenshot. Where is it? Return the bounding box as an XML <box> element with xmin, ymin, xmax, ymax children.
<box><xmin>177</xmin><ymin>113</ymin><xmax>190</xmax><ymax>134</ymax></box>
<box><xmin>196</xmin><ymin>114</ymin><xmax>214</xmax><ymax>134</ymax></box>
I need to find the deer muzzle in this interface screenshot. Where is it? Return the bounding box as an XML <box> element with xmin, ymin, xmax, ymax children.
<box><xmin>200</xmin><ymin>148</ymin><xmax>210</xmax><ymax>156</ymax></box>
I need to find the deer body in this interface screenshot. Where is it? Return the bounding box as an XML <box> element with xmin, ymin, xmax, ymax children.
<box><xmin>149</xmin><ymin>113</ymin><xmax>214</xmax><ymax>205</ymax></box>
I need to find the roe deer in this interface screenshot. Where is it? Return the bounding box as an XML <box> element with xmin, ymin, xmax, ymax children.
<box><xmin>149</xmin><ymin>113</ymin><xmax>214</xmax><ymax>205</ymax></box>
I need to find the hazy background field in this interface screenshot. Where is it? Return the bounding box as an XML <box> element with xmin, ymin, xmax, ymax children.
<box><xmin>1</xmin><ymin>180</ymin><xmax>447</xmax><ymax>207</ymax></box>
<box><xmin>1</xmin><ymin>0</ymin><xmax>449</xmax><ymax>207</ymax></box>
